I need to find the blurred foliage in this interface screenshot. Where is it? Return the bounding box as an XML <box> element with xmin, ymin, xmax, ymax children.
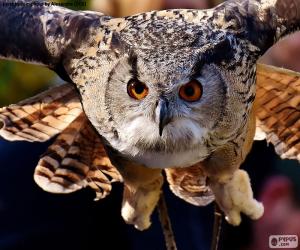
<box><xmin>91</xmin><ymin>0</ymin><xmax>163</xmax><ymax>16</ymax></box>
<box><xmin>0</xmin><ymin>61</ymin><xmax>55</xmax><ymax>106</ymax></box>
<box><xmin>58</xmin><ymin>0</ymin><xmax>91</xmax><ymax>10</ymax></box>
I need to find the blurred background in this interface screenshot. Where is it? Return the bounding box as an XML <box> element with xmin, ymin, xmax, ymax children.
<box><xmin>0</xmin><ymin>1</ymin><xmax>299</xmax><ymax>250</ymax></box>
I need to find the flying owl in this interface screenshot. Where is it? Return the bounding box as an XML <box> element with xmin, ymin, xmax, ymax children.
<box><xmin>0</xmin><ymin>0</ymin><xmax>299</xmax><ymax>231</ymax></box>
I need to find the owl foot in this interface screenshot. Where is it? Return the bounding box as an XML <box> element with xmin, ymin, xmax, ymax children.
<box><xmin>210</xmin><ymin>169</ymin><xmax>264</xmax><ymax>226</ymax></box>
<box><xmin>121</xmin><ymin>176</ymin><xmax>163</xmax><ymax>230</ymax></box>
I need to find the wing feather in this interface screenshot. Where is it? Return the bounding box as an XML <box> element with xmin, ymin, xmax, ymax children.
<box><xmin>0</xmin><ymin>84</ymin><xmax>82</xmax><ymax>142</ymax></box>
<box><xmin>255</xmin><ymin>64</ymin><xmax>300</xmax><ymax>162</ymax></box>
<box><xmin>34</xmin><ymin>113</ymin><xmax>122</xmax><ymax>200</ymax></box>
<box><xmin>164</xmin><ymin>164</ymin><xmax>214</xmax><ymax>206</ymax></box>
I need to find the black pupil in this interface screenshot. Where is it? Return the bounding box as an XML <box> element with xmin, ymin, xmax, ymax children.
<box><xmin>184</xmin><ymin>85</ymin><xmax>195</xmax><ymax>96</ymax></box>
<box><xmin>134</xmin><ymin>83</ymin><xmax>145</xmax><ymax>94</ymax></box>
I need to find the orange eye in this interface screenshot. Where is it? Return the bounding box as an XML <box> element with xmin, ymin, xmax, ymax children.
<box><xmin>179</xmin><ymin>80</ymin><xmax>202</xmax><ymax>102</ymax></box>
<box><xmin>127</xmin><ymin>80</ymin><xmax>149</xmax><ymax>100</ymax></box>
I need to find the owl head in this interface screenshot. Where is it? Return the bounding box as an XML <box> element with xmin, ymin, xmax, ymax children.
<box><xmin>87</xmin><ymin>29</ymin><xmax>245</xmax><ymax>168</ymax></box>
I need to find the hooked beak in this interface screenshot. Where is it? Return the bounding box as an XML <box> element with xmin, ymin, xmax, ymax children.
<box><xmin>156</xmin><ymin>98</ymin><xmax>172</xmax><ymax>136</ymax></box>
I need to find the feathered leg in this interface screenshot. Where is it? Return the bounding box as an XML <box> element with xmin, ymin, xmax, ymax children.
<box><xmin>209</xmin><ymin>169</ymin><xmax>264</xmax><ymax>225</ymax></box>
<box><xmin>119</xmin><ymin>163</ymin><xmax>163</xmax><ymax>230</ymax></box>
<box><xmin>203</xmin><ymin>108</ymin><xmax>264</xmax><ymax>225</ymax></box>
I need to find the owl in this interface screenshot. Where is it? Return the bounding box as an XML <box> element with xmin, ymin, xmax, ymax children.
<box><xmin>0</xmin><ymin>0</ymin><xmax>299</xmax><ymax>232</ymax></box>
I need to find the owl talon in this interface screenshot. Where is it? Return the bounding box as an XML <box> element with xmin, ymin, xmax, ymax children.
<box><xmin>133</xmin><ymin>218</ymin><xmax>151</xmax><ymax>231</ymax></box>
<box><xmin>121</xmin><ymin>200</ymin><xmax>152</xmax><ymax>230</ymax></box>
<box><xmin>210</xmin><ymin>169</ymin><xmax>264</xmax><ymax>226</ymax></box>
<box><xmin>225</xmin><ymin>210</ymin><xmax>241</xmax><ymax>226</ymax></box>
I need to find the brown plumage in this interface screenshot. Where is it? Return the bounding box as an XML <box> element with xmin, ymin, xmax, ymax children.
<box><xmin>165</xmin><ymin>164</ymin><xmax>214</xmax><ymax>206</ymax></box>
<box><xmin>255</xmin><ymin>64</ymin><xmax>300</xmax><ymax>162</ymax></box>
<box><xmin>0</xmin><ymin>84</ymin><xmax>81</xmax><ymax>142</ymax></box>
<box><xmin>34</xmin><ymin>113</ymin><xmax>122</xmax><ymax>200</ymax></box>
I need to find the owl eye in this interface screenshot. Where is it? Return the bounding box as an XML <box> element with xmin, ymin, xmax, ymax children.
<box><xmin>127</xmin><ymin>80</ymin><xmax>149</xmax><ymax>100</ymax></box>
<box><xmin>179</xmin><ymin>79</ymin><xmax>203</xmax><ymax>102</ymax></box>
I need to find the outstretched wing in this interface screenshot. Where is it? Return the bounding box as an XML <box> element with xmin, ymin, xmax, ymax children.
<box><xmin>255</xmin><ymin>64</ymin><xmax>300</xmax><ymax>162</ymax></box>
<box><xmin>0</xmin><ymin>84</ymin><xmax>82</xmax><ymax>142</ymax></box>
<box><xmin>0</xmin><ymin>81</ymin><xmax>121</xmax><ymax>200</ymax></box>
<box><xmin>34</xmin><ymin>113</ymin><xmax>122</xmax><ymax>200</ymax></box>
<box><xmin>0</xmin><ymin>1</ymin><xmax>108</xmax><ymax>75</ymax></box>
<box><xmin>164</xmin><ymin>164</ymin><xmax>214</xmax><ymax>206</ymax></box>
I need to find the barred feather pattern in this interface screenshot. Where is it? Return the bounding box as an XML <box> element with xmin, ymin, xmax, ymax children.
<box><xmin>34</xmin><ymin>113</ymin><xmax>122</xmax><ymax>200</ymax></box>
<box><xmin>164</xmin><ymin>164</ymin><xmax>214</xmax><ymax>206</ymax></box>
<box><xmin>0</xmin><ymin>84</ymin><xmax>82</xmax><ymax>142</ymax></box>
<box><xmin>255</xmin><ymin>64</ymin><xmax>300</xmax><ymax>162</ymax></box>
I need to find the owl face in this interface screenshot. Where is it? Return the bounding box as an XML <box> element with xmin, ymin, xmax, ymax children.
<box><xmin>92</xmin><ymin>47</ymin><xmax>243</xmax><ymax>168</ymax></box>
<box><xmin>75</xmin><ymin>21</ymin><xmax>257</xmax><ymax>168</ymax></box>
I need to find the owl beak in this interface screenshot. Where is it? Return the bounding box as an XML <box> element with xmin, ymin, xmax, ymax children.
<box><xmin>157</xmin><ymin>98</ymin><xmax>171</xmax><ymax>136</ymax></box>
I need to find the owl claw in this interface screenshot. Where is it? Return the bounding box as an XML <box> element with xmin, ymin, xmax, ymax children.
<box><xmin>225</xmin><ymin>210</ymin><xmax>241</xmax><ymax>226</ymax></box>
<box><xmin>133</xmin><ymin>218</ymin><xmax>151</xmax><ymax>231</ymax></box>
<box><xmin>121</xmin><ymin>200</ymin><xmax>152</xmax><ymax>230</ymax></box>
<box><xmin>210</xmin><ymin>169</ymin><xmax>264</xmax><ymax>226</ymax></box>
